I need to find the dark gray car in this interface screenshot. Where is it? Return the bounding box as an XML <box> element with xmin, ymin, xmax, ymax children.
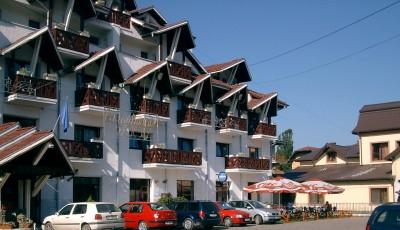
<box><xmin>228</xmin><ymin>200</ymin><xmax>280</xmax><ymax>225</ymax></box>
<box><xmin>366</xmin><ymin>203</ymin><xmax>400</xmax><ymax>230</ymax></box>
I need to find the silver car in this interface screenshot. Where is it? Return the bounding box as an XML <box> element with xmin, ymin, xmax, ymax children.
<box><xmin>42</xmin><ymin>202</ymin><xmax>124</xmax><ymax>230</ymax></box>
<box><xmin>228</xmin><ymin>200</ymin><xmax>280</xmax><ymax>225</ymax></box>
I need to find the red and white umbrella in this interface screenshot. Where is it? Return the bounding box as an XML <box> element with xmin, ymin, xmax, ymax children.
<box><xmin>243</xmin><ymin>176</ymin><xmax>304</xmax><ymax>193</ymax></box>
<box><xmin>301</xmin><ymin>178</ymin><xmax>344</xmax><ymax>194</ymax></box>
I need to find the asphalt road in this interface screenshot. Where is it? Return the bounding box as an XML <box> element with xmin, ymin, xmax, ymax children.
<box><xmin>213</xmin><ymin>217</ymin><xmax>369</xmax><ymax>230</ymax></box>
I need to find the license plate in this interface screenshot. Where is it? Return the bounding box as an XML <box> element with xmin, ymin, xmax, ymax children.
<box><xmin>165</xmin><ymin>221</ymin><xmax>174</xmax><ymax>225</ymax></box>
<box><xmin>106</xmin><ymin>215</ymin><xmax>117</xmax><ymax>220</ymax></box>
<box><xmin>209</xmin><ymin>214</ymin><xmax>217</xmax><ymax>217</ymax></box>
<box><xmin>244</xmin><ymin>218</ymin><xmax>251</xmax><ymax>222</ymax></box>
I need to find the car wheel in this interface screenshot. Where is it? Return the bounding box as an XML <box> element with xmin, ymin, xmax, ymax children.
<box><xmin>81</xmin><ymin>223</ymin><xmax>91</xmax><ymax>230</ymax></box>
<box><xmin>138</xmin><ymin>221</ymin><xmax>148</xmax><ymax>230</ymax></box>
<box><xmin>44</xmin><ymin>222</ymin><xmax>54</xmax><ymax>230</ymax></box>
<box><xmin>254</xmin><ymin>215</ymin><xmax>263</xmax><ymax>225</ymax></box>
<box><xmin>223</xmin><ymin>217</ymin><xmax>233</xmax><ymax>227</ymax></box>
<box><xmin>183</xmin><ymin>218</ymin><xmax>194</xmax><ymax>230</ymax></box>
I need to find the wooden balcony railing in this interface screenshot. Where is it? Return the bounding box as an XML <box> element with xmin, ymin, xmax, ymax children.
<box><xmin>96</xmin><ymin>7</ymin><xmax>131</xmax><ymax>29</ymax></box>
<box><xmin>225</xmin><ymin>157</ymin><xmax>269</xmax><ymax>170</ymax></box>
<box><xmin>75</xmin><ymin>88</ymin><xmax>120</xmax><ymax>109</ymax></box>
<box><xmin>6</xmin><ymin>74</ymin><xmax>56</xmax><ymax>99</ymax></box>
<box><xmin>52</xmin><ymin>28</ymin><xmax>89</xmax><ymax>54</ymax></box>
<box><xmin>254</xmin><ymin>122</ymin><xmax>277</xmax><ymax>136</ymax></box>
<box><xmin>177</xmin><ymin>108</ymin><xmax>211</xmax><ymax>125</ymax></box>
<box><xmin>143</xmin><ymin>148</ymin><xmax>202</xmax><ymax>166</ymax></box>
<box><xmin>138</xmin><ymin>98</ymin><xmax>169</xmax><ymax>117</ymax></box>
<box><xmin>60</xmin><ymin>139</ymin><xmax>103</xmax><ymax>159</ymax></box>
<box><xmin>168</xmin><ymin>61</ymin><xmax>192</xmax><ymax>81</ymax></box>
<box><xmin>216</xmin><ymin>116</ymin><xmax>247</xmax><ymax>131</ymax></box>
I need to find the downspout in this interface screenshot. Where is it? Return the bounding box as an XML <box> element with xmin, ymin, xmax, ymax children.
<box><xmin>116</xmin><ymin>113</ymin><xmax>120</xmax><ymax>205</ymax></box>
<box><xmin>205</xmin><ymin>129</ymin><xmax>209</xmax><ymax>200</ymax></box>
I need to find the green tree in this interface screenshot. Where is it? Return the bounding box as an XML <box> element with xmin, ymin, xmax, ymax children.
<box><xmin>275</xmin><ymin>129</ymin><xmax>293</xmax><ymax>172</ymax></box>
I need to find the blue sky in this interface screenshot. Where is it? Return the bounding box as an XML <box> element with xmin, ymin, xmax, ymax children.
<box><xmin>138</xmin><ymin>0</ymin><xmax>400</xmax><ymax>149</ymax></box>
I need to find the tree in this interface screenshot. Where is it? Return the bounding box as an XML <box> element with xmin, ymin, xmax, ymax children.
<box><xmin>275</xmin><ymin>129</ymin><xmax>293</xmax><ymax>172</ymax></box>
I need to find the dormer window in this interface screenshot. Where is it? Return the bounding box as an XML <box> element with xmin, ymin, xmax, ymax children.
<box><xmin>371</xmin><ymin>142</ymin><xmax>389</xmax><ymax>161</ymax></box>
<box><xmin>327</xmin><ymin>152</ymin><xmax>337</xmax><ymax>162</ymax></box>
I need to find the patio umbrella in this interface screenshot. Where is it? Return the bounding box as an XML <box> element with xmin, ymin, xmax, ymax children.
<box><xmin>243</xmin><ymin>176</ymin><xmax>304</xmax><ymax>207</ymax></box>
<box><xmin>301</xmin><ymin>178</ymin><xmax>344</xmax><ymax>194</ymax></box>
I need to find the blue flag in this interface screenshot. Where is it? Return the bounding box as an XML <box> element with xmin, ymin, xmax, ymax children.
<box><xmin>61</xmin><ymin>98</ymin><xmax>69</xmax><ymax>133</ymax></box>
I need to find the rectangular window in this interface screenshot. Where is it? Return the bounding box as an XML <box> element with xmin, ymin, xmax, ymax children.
<box><xmin>247</xmin><ymin>182</ymin><xmax>260</xmax><ymax>201</ymax></box>
<box><xmin>371</xmin><ymin>188</ymin><xmax>388</xmax><ymax>204</ymax></box>
<box><xmin>371</xmin><ymin>142</ymin><xmax>389</xmax><ymax>161</ymax></box>
<box><xmin>3</xmin><ymin>115</ymin><xmax>36</xmax><ymax>127</ymax></box>
<box><xmin>76</xmin><ymin>73</ymin><xmax>98</xmax><ymax>89</ymax></box>
<box><xmin>178</xmin><ymin>138</ymin><xmax>193</xmax><ymax>152</ymax></box>
<box><xmin>140</xmin><ymin>51</ymin><xmax>148</xmax><ymax>59</ymax></box>
<box><xmin>177</xmin><ymin>180</ymin><xmax>194</xmax><ymax>200</ymax></box>
<box><xmin>397</xmin><ymin>141</ymin><xmax>400</xmax><ymax>148</ymax></box>
<box><xmin>249</xmin><ymin>147</ymin><xmax>259</xmax><ymax>158</ymax></box>
<box><xmin>129</xmin><ymin>132</ymin><xmax>150</xmax><ymax>150</ymax></box>
<box><xmin>28</xmin><ymin>20</ymin><xmax>40</xmax><ymax>29</ymax></box>
<box><xmin>129</xmin><ymin>179</ymin><xmax>150</xmax><ymax>202</ymax></box>
<box><xmin>73</xmin><ymin>177</ymin><xmax>100</xmax><ymax>202</ymax></box>
<box><xmin>216</xmin><ymin>181</ymin><xmax>230</xmax><ymax>202</ymax></box>
<box><xmin>74</xmin><ymin>125</ymin><xmax>100</xmax><ymax>142</ymax></box>
<box><xmin>327</xmin><ymin>152</ymin><xmax>337</xmax><ymax>162</ymax></box>
<box><xmin>309</xmin><ymin>194</ymin><xmax>325</xmax><ymax>204</ymax></box>
<box><xmin>216</xmin><ymin>143</ymin><xmax>229</xmax><ymax>157</ymax></box>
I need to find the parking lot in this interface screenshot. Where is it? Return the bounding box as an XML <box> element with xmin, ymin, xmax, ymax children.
<box><xmin>213</xmin><ymin>217</ymin><xmax>368</xmax><ymax>230</ymax></box>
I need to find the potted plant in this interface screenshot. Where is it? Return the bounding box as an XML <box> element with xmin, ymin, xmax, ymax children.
<box><xmin>16</xmin><ymin>67</ymin><xmax>31</xmax><ymax>77</ymax></box>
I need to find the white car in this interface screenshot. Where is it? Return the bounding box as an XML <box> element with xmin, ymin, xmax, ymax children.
<box><xmin>42</xmin><ymin>202</ymin><xmax>124</xmax><ymax>230</ymax></box>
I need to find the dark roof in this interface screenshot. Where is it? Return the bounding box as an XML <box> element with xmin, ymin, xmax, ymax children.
<box><xmin>385</xmin><ymin>147</ymin><xmax>400</xmax><ymax>161</ymax></box>
<box><xmin>353</xmin><ymin>101</ymin><xmax>400</xmax><ymax>134</ymax></box>
<box><xmin>293</xmin><ymin>143</ymin><xmax>359</xmax><ymax>162</ymax></box>
<box><xmin>247</xmin><ymin>90</ymin><xmax>277</xmax><ymax>110</ymax></box>
<box><xmin>285</xmin><ymin>163</ymin><xmax>393</xmax><ymax>182</ymax></box>
<box><xmin>152</xmin><ymin>21</ymin><xmax>195</xmax><ymax>51</ymax></box>
<box><xmin>288</xmin><ymin>146</ymin><xmax>320</xmax><ymax>162</ymax></box>
<box><xmin>205</xmin><ymin>58</ymin><xmax>251</xmax><ymax>83</ymax></box>
<box><xmin>294</xmin><ymin>149</ymin><xmax>320</xmax><ymax>162</ymax></box>
<box><xmin>125</xmin><ymin>61</ymin><xmax>166</xmax><ymax>84</ymax></box>
<box><xmin>295</xmin><ymin>146</ymin><xmax>320</xmax><ymax>153</ymax></box>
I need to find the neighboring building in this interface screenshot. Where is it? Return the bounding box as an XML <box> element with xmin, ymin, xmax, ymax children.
<box><xmin>0</xmin><ymin>0</ymin><xmax>286</xmax><ymax>222</ymax></box>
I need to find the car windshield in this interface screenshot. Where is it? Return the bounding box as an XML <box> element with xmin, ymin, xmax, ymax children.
<box><xmin>96</xmin><ymin>204</ymin><xmax>119</xmax><ymax>213</ymax></box>
<box><xmin>248</xmin><ymin>201</ymin><xmax>267</xmax><ymax>209</ymax></box>
<box><xmin>220</xmin><ymin>202</ymin><xmax>234</xmax><ymax>210</ymax></box>
<box><xmin>150</xmin><ymin>203</ymin><xmax>169</xmax><ymax>210</ymax></box>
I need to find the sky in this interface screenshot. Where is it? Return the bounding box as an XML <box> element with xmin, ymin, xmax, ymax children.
<box><xmin>138</xmin><ymin>0</ymin><xmax>400</xmax><ymax>149</ymax></box>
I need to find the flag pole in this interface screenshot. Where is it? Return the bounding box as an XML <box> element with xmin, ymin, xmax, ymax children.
<box><xmin>52</xmin><ymin>114</ymin><xmax>61</xmax><ymax>133</ymax></box>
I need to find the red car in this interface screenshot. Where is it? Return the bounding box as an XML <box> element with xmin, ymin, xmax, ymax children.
<box><xmin>120</xmin><ymin>202</ymin><xmax>177</xmax><ymax>230</ymax></box>
<box><xmin>216</xmin><ymin>202</ymin><xmax>251</xmax><ymax>227</ymax></box>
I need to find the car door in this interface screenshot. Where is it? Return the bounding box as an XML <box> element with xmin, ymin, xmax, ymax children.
<box><xmin>243</xmin><ymin>201</ymin><xmax>258</xmax><ymax>219</ymax></box>
<box><xmin>70</xmin><ymin>204</ymin><xmax>88</xmax><ymax>230</ymax></box>
<box><xmin>125</xmin><ymin>204</ymin><xmax>143</xmax><ymax>229</ymax></box>
<box><xmin>52</xmin><ymin>204</ymin><xmax>74</xmax><ymax>230</ymax></box>
<box><xmin>175</xmin><ymin>203</ymin><xmax>187</xmax><ymax>226</ymax></box>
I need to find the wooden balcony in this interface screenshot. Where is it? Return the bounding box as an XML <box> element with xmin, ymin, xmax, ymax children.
<box><xmin>134</xmin><ymin>98</ymin><xmax>170</xmax><ymax>121</ymax></box>
<box><xmin>75</xmin><ymin>88</ymin><xmax>120</xmax><ymax>114</ymax></box>
<box><xmin>142</xmin><ymin>148</ymin><xmax>202</xmax><ymax>169</ymax></box>
<box><xmin>250</xmin><ymin>122</ymin><xmax>277</xmax><ymax>139</ymax></box>
<box><xmin>177</xmin><ymin>108</ymin><xmax>211</xmax><ymax>129</ymax></box>
<box><xmin>96</xmin><ymin>8</ymin><xmax>131</xmax><ymax>29</ymax></box>
<box><xmin>52</xmin><ymin>28</ymin><xmax>89</xmax><ymax>55</ymax></box>
<box><xmin>60</xmin><ymin>139</ymin><xmax>103</xmax><ymax>160</ymax></box>
<box><xmin>168</xmin><ymin>61</ymin><xmax>192</xmax><ymax>81</ymax></box>
<box><xmin>216</xmin><ymin>116</ymin><xmax>247</xmax><ymax>136</ymax></box>
<box><xmin>5</xmin><ymin>74</ymin><xmax>57</xmax><ymax>106</ymax></box>
<box><xmin>225</xmin><ymin>157</ymin><xmax>269</xmax><ymax>173</ymax></box>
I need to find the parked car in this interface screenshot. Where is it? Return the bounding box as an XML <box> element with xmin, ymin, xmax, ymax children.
<box><xmin>168</xmin><ymin>201</ymin><xmax>221</xmax><ymax>230</ymax></box>
<box><xmin>42</xmin><ymin>202</ymin><xmax>124</xmax><ymax>230</ymax></box>
<box><xmin>216</xmin><ymin>202</ymin><xmax>251</xmax><ymax>227</ymax></box>
<box><xmin>228</xmin><ymin>200</ymin><xmax>280</xmax><ymax>225</ymax></box>
<box><xmin>366</xmin><ymin>203</ymin><xmax>400</xmax><ymax>230</ymax></box>
<box><xmin>119</xmin><ymin>202</ymin><xmax>176</xmax><ymax>230</ymax></box>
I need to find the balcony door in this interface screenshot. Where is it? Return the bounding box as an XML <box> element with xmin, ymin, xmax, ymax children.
<box><xmin>74</xmin><ymin>125</ymin><xmax>100</xmax><ymax>143</ymax></box>
<box><xmin>178</xmin><ymin>138</ymin><xmax>194</xmax><ymax>152</ymax></box>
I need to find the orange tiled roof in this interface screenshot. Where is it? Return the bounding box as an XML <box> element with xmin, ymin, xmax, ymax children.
<box><xmin>125</xmin><ymin>61</ymin><xmax>166</xmax><ymax>84</ymax></box>
<box><xmin>205</xmin><ymin>58</ymin><xmax>244</xmax><ymax>73</ymax></box>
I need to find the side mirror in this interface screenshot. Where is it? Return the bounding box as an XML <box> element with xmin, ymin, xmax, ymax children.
<box><xmin>55</xmin><ymin>212</ymin><xmax>59</xmax><ymax>216</ymax></box>
<box><xmin>246</xmin><ymin>206</ymin><xmax>252</xmax><ymax>210</ymax></box>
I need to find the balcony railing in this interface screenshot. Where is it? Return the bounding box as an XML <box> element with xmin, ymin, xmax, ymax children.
<box><xmin>216</xmin><ymin>116</ymin><xmax>247</xmax><ymax>131</ymax></box>
<box><xmin>138</xmin><ymin>98</ymin><xmax>169</xmax><ymax>117</ymax></box>
<box><xmin>6</xmin><ymin>74</ymin><xmax>56</xmax><ymax>99</ymax></box>
<box><xmin>253</xmin><ymin>122</ymin><xmax>277</xmax><ymax>136</ymax></box>
<box><xmin>225</xmin><ymin>157</ymin><xmax>269</xmax><ymax>170</ymax></box>
<box><xmin>60</xmin><ymin>139</ymin><xmax>103</xmax><ymax>159</ymax></box>
<box><xmin>168</xmin><ymin>61</ymin><xmax>192</xmax><ymax>81</ymax></box>
<box><xmin>177</xmin><ymin>108</ymin><xmax>211</xmax><ymax>125</ymax></box>
<box><xmin>52</xmin><ymin>28</ymin><xmax>89</xmax><ymax>54</ymax></box>
<box><xmin>75</xmin><ymin>88</ymin><xmax>120</xmax><ymax>109</ymax></box>
<box><xmin>143</xmin><ymin>148</ymin><xmax>202</xmax><ymax>166</ymax></box>
<box><xmin>96</xmin><ymin>7</ymin><xmax>131</xmax><ymax>29</ymax></box>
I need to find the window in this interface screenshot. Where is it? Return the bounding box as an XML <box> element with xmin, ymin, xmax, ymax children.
<box><xmin>76</xmin><ymin>73</ymin><xmax>98</xmax><ymax>89</ymax></box>
<box><xmin>216</xmin><ymin>143</ymin><xmax>229</xmax><ymax>157</ymax></box>
<box><xmin>397</xmin><ymin>141</ymin><xmax>400</xmax><ymax>148</ymax></box>
<box><xmin>74</xmin><ymin>125</ymin><xmax>100</xmax><ymax>143</ymax></box>
<box><xmin>3</xmin><ymin>115</ymin><xmax>36</xmax><ymax>127</ymax></box>
<box><xmin>28</xmin><ymin>20</ymin><xmax>40</xmax><ymax>29</ymax></box>
<box><xmin>371</xmin><ymin>143</ymin><xmax>389</xmax><ymax>161</ymax></box>
<box><xmin>73</xmin><ymin>177</ymin><xmax>100</xmax><ymax>202</ymax></box>
<box><xmin>177</xmin><ymin>180</ymin><xmax>194</xmax><ymax>200</ymax></box>
<box><xmin>247</xmin><ymin>182</ymin><xmax>260</xmax><ymax>201</ymax></box>
<box><xmin>229</xmin><ymin>201</ymin><xmax>244</xmax><ymax>208</ymax></box>
<box><xmin>120</xmin><ymin>204</ymin><xmax>130</xmax><ymax>213</ymax></box>
<box><xmin>327</xmin><ymin>152</ymin><xmax>337</xmax><ymax>162</ymax></box>
<box><xmin>188</xmin><ymin>202</ymin><xmax>199</xmax><ymax>211</ymax></box>
<box><xmin>374</xmin><ymin>209</ymin><xmax>400</xmax><ymax>226</ymax></box>
<box><xmin>129</xmin><ymin>132</ymin><xmax>150</xmax><ymax>150</ymax></box>
<box><xmin>96</xmin><ymin>204</ymin><xmax>119</xmax><ymax>213</ymax></box>
<box><xmin>249</xmin><ymin>147</ymin><xmax>259</xmax><ymax>158</ymax></box>
<box><xmin>130</xmin><ymin>204</ymin><xmax>143</xmax><ymax>213</ymax></box>
<box><xmin>72</xmin><ymin>204</ymin><xmax>87</xmax><ymax>215</ymax></box>
<box><xmin>130</xmin><ymin>179</ymin><xmax>150</xmax><ymax>202</ymax></box>
<box><xmin>89</xmin><ymin>36</ymin><xmax>99</xmax><ymax>46</ymax></box>
<box><xmin>178</xmin><ymin>138</ymin><xmax>193</xmax><ymax>152</ymax></box>
<box><xmin>309</xmin><ymin>194</ymin><xmax>324</xmax><ymax>204</ymax></box>
<box><xmin>216</xmin><ymin>181</ymin><xmax>230</xmax><ymax>202</ymax></box>
<box><xmin>371</xmin><ymin>188</ymin><xmax>388</xmax><ymax>204</ymax></box>
<box><xmin>140</xmin><ymin>51</ymin><xmax>148</xmax><ymax>59</ymax></box>
<box><xmin>59</xmin><ymin>204</ymin><xmax>74</xmax><ymax>215</ymax></box>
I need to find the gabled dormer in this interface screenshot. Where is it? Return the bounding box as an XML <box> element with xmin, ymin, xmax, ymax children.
<box><xmin>206</xmin><ymin>58</ymin><xmax>252</xmax><ymax>85</ymax></box>
<box><xmin>314</xmin><ymin>143</ymin><xmax>359</xmax><ymax>166</ymax></box>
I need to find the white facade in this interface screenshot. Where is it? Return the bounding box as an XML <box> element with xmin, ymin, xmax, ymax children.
<box><xmin>0</xmin><ymin>0</ymin><xmax>284</xmax><ymax>221</ymax></box>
